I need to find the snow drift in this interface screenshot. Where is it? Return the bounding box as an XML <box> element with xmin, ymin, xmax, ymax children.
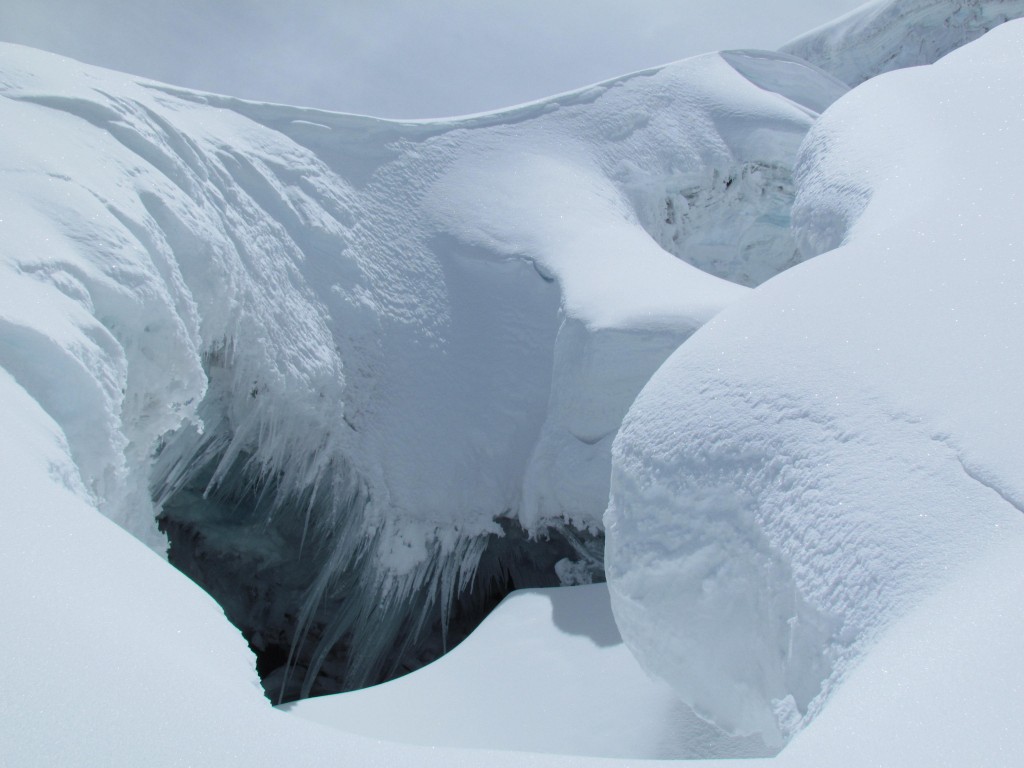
<box><xmin>7</xmin><ymin>4</ymin><xmax>1024</xmax><ymax>766</ymax></box>
<box><xmin>606</xmin><ymin>17</ymin><xmax>1024</xmax><ymax>747</ymax></box>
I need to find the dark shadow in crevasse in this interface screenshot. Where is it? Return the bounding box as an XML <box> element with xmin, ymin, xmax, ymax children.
<box><xmin>158</xmin><ymin>456</ymin><xmax>605</xmax><ymax>703</ymax></box>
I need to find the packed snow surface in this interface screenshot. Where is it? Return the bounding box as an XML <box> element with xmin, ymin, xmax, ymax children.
<box><xmin>0</xmin><ymin>369</ymin><xmax>356</xmax><ymax>766</ymax></box>
<box><xmin>284</xmin><ymin>549</ymin><xmax>1024</xmax><ymax>767</ymax></box>
<box><xmin>607</xmin><ymin>17</ymin><xmax>1024</xmax><ymax>748</ymax></box>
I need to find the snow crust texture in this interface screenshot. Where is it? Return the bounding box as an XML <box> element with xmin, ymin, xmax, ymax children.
<box><xmin>782</xmin><ymin>0</ymin><xmax>1024</xmax><ymax>85</ymax></box>
<box><xmin>606</xmin><ymin>18</ymin><xmax>1024</xmax><ymax>747</ymax></box>
<box><xmin>0</xmin><ymin>43</ymin><xmax>843</xmax><ymax>693</ymax></box>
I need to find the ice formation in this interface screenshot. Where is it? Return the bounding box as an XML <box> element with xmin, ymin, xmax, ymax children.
<box><xmin>0</xmin><ymin>42</ymin><xmax>844</xmax><ymax>696</ymax></box>
<box><xmin>606</xmin><ymin>17</ymin><xmax>1024</xmax><ymax>747</ymax></box>
<box><xmin>782</xmin><ymin>0</ymin><xmax>1024</xmax><ymax>85</ymax></box>
<box><xmin>7</xmin><ymin>3</ymin><xmax>1024</xmax><ymax>766</ymax></box>
<box><xmin>285</xmin><ymin>583</ymin><xmax>770</xmax><ymax>759</ymax></box>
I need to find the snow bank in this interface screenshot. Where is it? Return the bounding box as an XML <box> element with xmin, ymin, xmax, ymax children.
<box><xmin>0</xmin><ymin>368</ymin><xmax>357</xmax><ymax>766</ymax></box>
<box><xmin>606</xmin><ymin>19</ymin><xmax>1024</xmax><ymax>747</ymax></box>
<box><xmin>0</xmin><ymin>42</ymin><xmax>844</xmax><ymax>691</ymax></box>
<box><xmin>782</xmin><ymin>0</ymin><xmax>1024</xmax><ymax>85</ymax></box>
<box><xmin>284</xmin><ymin>583</ymin><xmax>769</xmax><ymax>759</ymax></box>
<box><xmin>285</xmin><ymin>548</ymin><xmax>1024</xmax><ymax>767</ymax></box>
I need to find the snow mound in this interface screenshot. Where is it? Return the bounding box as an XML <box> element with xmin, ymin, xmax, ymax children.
<box><xmin>782</xmin><ymin>0</ymin><xmax>1024</xmax><ymax>86</ymax></box>
<box><xmin>606</xmin><ymin>19</ymin><xmax>1024</xmax><ymax>747</ymax></box>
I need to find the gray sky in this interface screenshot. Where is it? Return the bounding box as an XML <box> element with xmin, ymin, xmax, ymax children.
<box><xmin>0</xmin><ymin>1</ymin><xmax>864</xmax><ymax>118</ymax></box>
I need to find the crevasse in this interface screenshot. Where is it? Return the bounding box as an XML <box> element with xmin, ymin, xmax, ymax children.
<box><xmin>0</xmin><ymin>42</ymin><xmax>844</xmax><ymax>698</ymax></box>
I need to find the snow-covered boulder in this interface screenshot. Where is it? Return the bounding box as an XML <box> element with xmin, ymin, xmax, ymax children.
<box><xmin>606</xmin><ymin>18</ymin><xmax>1024</xmax><ymax>747</ymax></box>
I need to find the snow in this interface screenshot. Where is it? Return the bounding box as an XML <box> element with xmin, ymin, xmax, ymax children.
<box><xmin>606</xmin><ymin>15</ymin><xmax>1024</xmax><ymax>749</ymax></box>
<box><xmin>284</xmin><ymin>583</ymin><xmax>769</xmax><ymax>759</ymax></box>
<box><xmin>0</xmin><ymin>0</ymin><xmax>867</xmax><ymax>119</ymax></box>
<box><xmin>0</xmin><ymin>368</ymin><xmax>353</xmax><ymax>766</ymax></box>
<box><xmin>781</xmin><ymin>0</ymin><xmax>1024</xmax><ymax>85</ymax></box>
<box><xmin>0</xmin><ymin>40</ymin><xmax>841</xmax><ymax>693</ymax></box>
<box><xmin>4</xmin><ymin>6</ymin><xmax>1024</xmax><ymax>768</ymax></box>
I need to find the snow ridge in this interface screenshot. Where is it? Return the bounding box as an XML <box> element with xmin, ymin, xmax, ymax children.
<box><xmin>782</xmin><ymin>0</ymin><xmax>1024</xmax><ymax>85</ymax></box>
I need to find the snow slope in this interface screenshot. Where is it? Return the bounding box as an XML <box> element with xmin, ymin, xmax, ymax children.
<box><xmin>782</xmin><ymin>0</ymin><xmax>1024</xmax><ymax>85</ymax></box>
<box><xmin>284</xmin><ymin>583</ymin><xmax>769</xmax><ymax>759</ymax></box>
<box><xmin>607</xmin><ymin>17</ymin><xmax>1024</xmax><ymax>748</ymax></box>
<box><xmin>0</xmin><ymin>369</ymin><xmax>356</xmax><ymax>766</ymax></box>
<box><xmin>283</xmin><ymin>547</ymin><xmax>1024</xmax><ymax>767</ymax></box>
<box><xmin>0</xmin><ymin>42</ymin><xmax>844</xmax><ymax>693</ymax></box>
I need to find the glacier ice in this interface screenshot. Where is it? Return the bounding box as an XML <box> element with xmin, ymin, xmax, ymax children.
<box><xmin>606</xmin><ymin>17</ymin><xmax>1024</xmax><ymax>747</ymax></box>
<box><xmin>0</xmin><ymin>41</ymin><xmax>843</xmax><ymax>695</ymax></box>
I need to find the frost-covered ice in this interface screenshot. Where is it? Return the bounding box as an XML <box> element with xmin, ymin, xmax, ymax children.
<box><xmin>295</xmin><ymin>543</ymin><xmax>1024</xmax><ymax>766</ymax></box>
<box><xmin>0</xmin><ymin>41</ymin><xmax>842</xmax><ymax>692</ymax></box>
<box><xmin>782</xmin><ymin>0</ymin><xmax>1024</xmax><ymax>85</ymax></box>
<box><xmin>606</xmin><ymin>17</ymin><xmax>1024</xmax><ymax>748</ymax></box>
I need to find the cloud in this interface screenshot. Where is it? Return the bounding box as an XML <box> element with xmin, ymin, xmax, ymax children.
<box><xmin>0</xmin><ymin>0</ymin><xmax>864</xmax><ymax>117</ymax></box>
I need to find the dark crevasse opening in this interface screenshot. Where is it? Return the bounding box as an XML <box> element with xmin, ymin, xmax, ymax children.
<box><xmin>157</xmin><ymin>454</ymin><xmax>604</xmax><ymax>703</ymax></box>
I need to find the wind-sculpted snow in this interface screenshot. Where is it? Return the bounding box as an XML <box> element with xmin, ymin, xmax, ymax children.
<box><xmin>606</xmin><ymin>19</ymin><xmax>1024</xmax><ymax>747</ymax></box>
<box><xmin>0</xmin><ymin>43</ymin><xmax>843</xmax><ymax>694</ymax></box>
<box><xmin>782</xmin><ymin>0</ymin><xmax>1024</xmax><ymax>86</ymax></box>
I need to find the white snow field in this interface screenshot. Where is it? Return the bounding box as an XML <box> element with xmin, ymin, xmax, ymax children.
<box><xmin>288</xmin><ymin>548</ymin><xmax>1024</xmax><ymax>766</ymax></box>
<box><xmin>3</xmin><ymin>2</ymin><xmax>1024</xmax><ymax>767</ymax></box>
<box><xmin>607</xmin><ymin>14</ymin><xmax>1024</xmax><ymax>753</ymax></box>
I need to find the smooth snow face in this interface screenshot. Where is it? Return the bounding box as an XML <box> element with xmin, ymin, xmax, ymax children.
<box><xmin>782</xmin><ymin>0</ymin><xmax>1024</xmax><ymax>85</ymax></box>
<box><xmin>606</xmin><ymin>19</ymin><xmax>1024</xmax><ymax>747</ymax></box>
<box><xmin>284</xmin><ymin>584</ymin><xmax>771</xmax><ymax>759</ymax></box>
<box><xmin>0</xmin><ymin>43</ymin><xmax>842</xmax><ymax>693</ymax></box>
<box><xmin>629</xmin><ymin>51</ymin><xmax>848</xmax><ymax>288</ymax></box>
<box><xmin>0</xmin><ymin>368</ymin><xmax>362</xmax><ymax>767</ymax></box>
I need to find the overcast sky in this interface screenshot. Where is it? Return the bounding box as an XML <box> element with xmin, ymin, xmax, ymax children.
<box><xmin>0</xmin><ymin>1</ymin><xmax>864</xmax><ymax>118</ymax></box>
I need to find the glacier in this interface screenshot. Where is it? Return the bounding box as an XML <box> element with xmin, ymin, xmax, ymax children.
<box><xmin>0</xmin><ymin>41</ymin><xmax>844</xmax><ymax>698</ymax></box>
<box><xmin>4</xmin><ymin>3</ymin><xmax>1024</xmax><ymax>766</ymax></box>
